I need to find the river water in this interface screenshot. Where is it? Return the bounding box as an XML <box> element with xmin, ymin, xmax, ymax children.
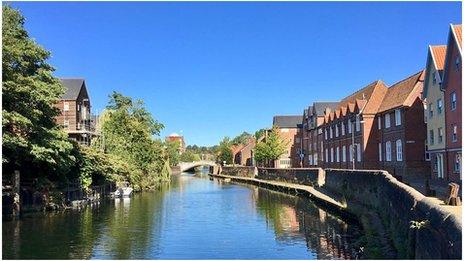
<box><xmin>2</xmin><ymin>171</ymin><xmax>364</xmax><ymax>259</ymax></box>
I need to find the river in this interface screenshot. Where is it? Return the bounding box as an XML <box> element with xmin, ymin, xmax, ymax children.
<box><xmin>2</xmin><ymin>171</ymin><xmax>365</xmax><ymax>259</ymax></box>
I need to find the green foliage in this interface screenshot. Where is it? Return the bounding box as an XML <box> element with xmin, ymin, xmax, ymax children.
<box><xmin>184</xmin><ymin>145</ymin><xmax>217</xmax><ymax>161</ymax></box>
<box><xmin>254</xmin><ymin>128</ymin><xmax>266</xmax><ymax>140</ymax></box>
<box><xmin>2</xmin><ymin>5</ymin><xmax>75</xmax><ymax>177</ymax></box>
<box><xmin>179</xmin><ymin>151</ymin><xmax>201</xmax><ymax>162</ymax></box>
<box><xmin>165</xmin><ymin>140</ymin><xmax>180</xmax><ymax>166</ymax></box>
<box><xmin>232</xmin><ymin>131</ymin><xmax>252</xmax><ymax>145</ymax></box>
<box><xmin>97</xmin><ymin>92</ymin><xmax>170</xmax><ymax>190</ymax></box>
<box><xmin>218</xmin><ymin>137</ymin><xmax>233</xmax><ymax>164</ymax></box>
<box><xmin>254</xmin><ymin>125</ymin><xmax>288</xmax><ymax>166</ymax></box>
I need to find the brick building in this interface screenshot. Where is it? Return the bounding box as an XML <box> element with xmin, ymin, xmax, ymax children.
<box><xmin>272</xmin><ymin>115</ymin><xmax>303</xmax><ymax>168</ymax></box>
<box><xmin>376</xmin><ymin>70</ymin><xmax>430</xmax><ymax>177</ymax></box>
<box><xmin>442</xmin><ymin>24</ymin><xmax>462</xmax><ymax>182</ymax></box>
<box><xmin>233</xmin><ymin>138</ymin><xmax>256</xmax><ymax>166</ymax></box>
<box><xmin>166</xmin><ymin>133</ymin><xmax>186</xmax><ymax>154</ymax></box>
<box><xmin>423</xmin><ymin>45</ymin><xmax>447</xmax><ymax>179</ymax></box>
<box><xmin>301</xmin><ymin>102</ymin><xmax>339</xmax><ymax>167</ymax></box>
<box><xmin>320</xmin><ymin>80</ymin><xmax>388</xmax><ymax>170</ymax></box>
<box><xmin>54</xmin><ymin>78</ymin><xmax>97</xmax><ymax>146</ymax></box>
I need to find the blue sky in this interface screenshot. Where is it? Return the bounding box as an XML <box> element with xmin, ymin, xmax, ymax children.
<box><xmin>10</xmin><ymin>1</ymin><xmax>461</xmax><ymax>146</ymax></box>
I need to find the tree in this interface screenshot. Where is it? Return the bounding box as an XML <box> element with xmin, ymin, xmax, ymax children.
<box><xmin>254</xmin><ymin>128</ymin><xmax>266</xmax><ymax>140</ymax></box>
<box><xmin>165</xmin><ymin>140</ymin><xmax>180</xmax><ymax>166</ymax></box>
<box><xmin>232</xmin><ymin>131</ymin><xmax>253</xmax><ymax>145</ymax></box>
<box><xmin>179</xmin><ymin>151</ymin><xmax>201</xmax><ymax>162</ymax></box>
<box><xmin>98</xmin><ymin>92</ymin><xmax>169</xmax><ymax>190</ymax></box>
<box><xmin>2</xmin><ymin>5</ymin><xmax>74</xmax><ymax>178</ymax></box>
<box><xmin>218</xmin><ymin>137</ymin><xmax>233</xmax><ymax>164</ymax></box>
<box><xmin>254</xmin><ymin>125</ymin><xmax>288</xmax><ymax>167</ymax></box>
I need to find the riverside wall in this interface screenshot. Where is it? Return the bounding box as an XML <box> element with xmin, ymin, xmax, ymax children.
<box><xmin>218</xmin><ymin>166</ymin><xmax>462</xmax><ymax>259</ymax></box>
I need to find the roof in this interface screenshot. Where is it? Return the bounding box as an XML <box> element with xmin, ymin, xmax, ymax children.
<box><xmin>452</xmin><ymin>24</ymin><xmax>462</xmax><ymax>50</ymax></box>
<box><xmin>430</xmin><ymin>45</ymin><xmax>447</xmax><ymax>70</ymax></box>
<box><xmin>60</xmin><ymin>78</ymin><xmax>87</xmax><ymax>100</ymax></box>
<box><xmin>273</xmin><ymin>115</ymin><xmax>303</xmax><ymax>128</ymax></box>
<box><xmin>339</xmin><ymin>80</ymin><xmax>381</xmax><ymax>108</ymax></box>
<box><xmin>168</xmin><ymin>133</ymin><xmax>181</xmax><ymax>137</ymax></box>
<box><xmin>312</xmin><ymin>102</ymin><xmax>339</xmax><ymax>116</ymax></box>
<box><xmin>378</xmin><ymin>70</ymin><xmax>425</xmax><ymax>113</ymax></box>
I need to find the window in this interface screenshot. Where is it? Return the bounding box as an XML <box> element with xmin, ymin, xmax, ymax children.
<box><xmin>325</xmin><ymin>128</ymin><xmax>328</xmax><ymax>140</ymax></box>
<box><xmin>314</xmin><ymin>154</ymin><xmax>318</xmax><ymax>165</ymax></box>
<box><xmin>325</xmin><ymin>149</ymin><xmax>328</xmax><ymax>162</ymax></box>
<box><xmin>438</xmin><ymin>128</ymin><xmax>443</xmax><ymax>143</ymax></box>
<box><xmin>429</xmin><ymin>130</ymin><xmax>434</xmax><ymax>145</ymax></box>
<box><xmin>452</xmin><ymin>125</ymin><xmax>458</xmax><ymax>142</ymax></box>
<box><xmin>385</xmin><ymin>113</ymin><xmax>391</xmax><ymax>128</ymax></box>
<box><xmin>64</xmin><ymin>102</ymin><xmax>69</xmax><ymax>111</ymax></box>
<box><xmin>451</xmin><ymin>92</ymin><xmax>457</xmax><ymax>111</ymax></box>
<box><xmin>330</xmin><ymin>127</ymin><xmax>333</xmax><ymax>139</ymax></box>
<box><xmin>395</xmin><ymin>109</ymin><xmax>401</xmax><ymax>126</ymax></box>
<box><xmin>454</xmin><ymin>154</ymin><xmax>461</xmax><ymax>173</ymax></box>
<box><xmin>355</xmin><ymin>116</ymin><xmax>361</xmax><ymax>131</ymax></box>
<box><xmin>437</xmin><ymin>99</ymin><xmax>443</xmax><ymax>114</ymax></box>
<box><xmin>378</xmin><ymin>116</ymin><xmax>382</xmax><ymax>129</ymax></box>
<box><xmin>348</xmin><ymin>119</ymin><xmax>352</xmax><ymax>133</ymax></box>
<box><xmin>309</xmin><ymin>143</ymin><xmax>312</xmax><ymax>151</ymax></box>
<box><xmin>429</xmin><ymin>103</ymin><xmax>434</xmax><ymax>118</ymax></box>
<box><xmin>386</xmin><ymin>141</ymin><xmax>392</xmax><ymax>161</ymax></box>
<box><xmin>336</xmin><ymin>147</ymin><xmax>340</xmax><ymax>162</ymax></box>
<box><xmin>356</xmin><ymin>143</ymin><xmax>361</xmax><ymax>162</ymax></box>
<box><xmin>378</xmin><ymin>143</ymin><xmax>382</xmax><ymax>161</ymax></box>
<box><xmin>342</xmin><ymin>146</ymin><xmax>346</xmax><ymax>162</ymax></box>
<box><xmin>308</xmin><ymin>155</ymin><xmax>313</xmax><ymax>165</ymax></box>
<box><xmin>318</xmin><ymin>128</ymin><xmax>322</xmax><ymax>134</ymax></box>
<box><xmin>77</xmin><ymin>104</ymin><xmax>81</xmax><ymax>111</ymax></box>
<box><xmin>341</xmin><ymin>122</ymin><xmax>345</xmax><ymax>135</ymax></box>
<box><xmin>335</xmin><ymin>124</ymin><xmax>339</xmax><ymax>137</ymax></box>
<box><xmin>330</xmin><ymin>148</ymin><xmax>334</xmax><ymax>163</ymax></box>
<box><xmin>349</xmin><ymin>145</ymin><xmax>353</xmax><ymax>161</ymax></box>
<box><xmin>396</xmin><ymin>140</ymin><xmax>403</xmax><ymax>161</ymax></box>
<box><xmin>63</xmin><ymin>120</ymin><xmax>69</xmax><ymax>129</ymax></box>
<box><xmin>295</xmin><ymin>138</ymin><xmax>301</xmax><ymax>144</ymax></box>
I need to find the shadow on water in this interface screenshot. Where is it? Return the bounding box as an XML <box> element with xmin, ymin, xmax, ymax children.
<box><xmin>3</xmin><ymin>170</ymin><xmax>364</xmax><ymax>259</ymax></box>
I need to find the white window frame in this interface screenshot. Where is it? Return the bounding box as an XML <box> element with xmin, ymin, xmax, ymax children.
<box><xmin>385</xmin><ymin>113</ymin><xmax>391</xmax><ymax>128</ymax></box>
<box><xmin>395</xmin><ymin>109</ymin><xmax>401</xmax><ymax>126</ymax></box>
<box><xmin>378</xmin><ymin>143</ymin><xmax>382</xmax><ymax>161</ymax></box>
<box><xmin>330</xmin><ymin>127</ymin><xmax>333</xmax><ymax>139</ymax></box>
<box><xmin>341</xmin><ymin>122</ymin><xmax>345</xmax><ymax>135</ymax></box>
<box><xmin>437</xmin><ymin>99</ymin><xmax>443</xmax><ymax>114</ymax></box>
<box><xmin>342</xmin><ymin>146</ymin><xmax>346</xmax><ymax>162</ymax></box>
<box><xmin>314</xmin><ymin>154</ymin><xmax>318</xmax><ymax>165</ymax></box>
<box><xmin>325</xmin><ymin>149</ymin><xmax>328</xmax><ymax>162</ymax></box>
<box><xmin>64</xmin><ymin>102</ymin><xmax>70</xmax><ymax>111</ymax></box>
<box><xmin>378</xmin><ymin>116</ymin><xmax>382</xmax><ymax>129</ymax></box>
<box><xmin>349</xmin><ymin>145</ymin><xmax>353</xmax><ymax>161</ymax></box>
<box><xmin>330</xmin><ymin>148</ymin><xmax>334</xmax><ymax>163</ymax></box>
<box><xmin>335</xmin><ymin>124</ymin><xmax>339</xmax><ymax>137</ymax></box>
<box><xmin>336</xmin><ymin>147</ymin><xmax>340</xmax><ymax>162</ymax></box>
<box><xmin>451</xmin><ymin>92</ymin><xmax>457</xmax><ymax>111</ymax></box>
<box><xmin>348</xmin><ymin>119</ymin><xmax>352</xmax><ymax>133</ymax></box>
<box><xmin>356</xmin><ymin>143</ymin><xmax>361</xmax><ymax>162</ymax></box>
<box><xmin>396</xmin><ymin>139</ymin><xmax>403</xmax><ymax>161</ymax></box>
<box><xmin>386</xmin><ymin>141</ymin><xmax>392</xmax><ymax>161</ymax></box>
<box><xmin>452</xmin><ymin>125</ymin><xmax>458</xmax><ymax>142</ymax></box>
<box><xmin>355</xmin><ymin>115</ymin><xmax>361</xmax><ymax>132</ymax></box>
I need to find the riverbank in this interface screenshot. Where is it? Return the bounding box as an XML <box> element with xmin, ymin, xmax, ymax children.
<box><xmin>213</xmin><ymin>166</ymin><xmax>462</xmax><ymax>259</ymax></box>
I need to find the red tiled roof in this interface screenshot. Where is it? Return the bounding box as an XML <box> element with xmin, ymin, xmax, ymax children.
<box><xmin>430</xmin><ymin>45</ymin><xmax>447</xmax><ymax>70</ymax></box>
<box><xmin>378</xmin><ymin>70</ymin><xmax>425</xmax><ymax>113</ymax></box>
<box><xmin>452</xmin><ymin>24</ymin><xmax>462</xmax><ymax>50</ymax></box>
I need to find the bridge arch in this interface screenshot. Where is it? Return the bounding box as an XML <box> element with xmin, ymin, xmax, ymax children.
<box><xmin>178</xmin><ymin>160</ymin><xmax>220</xmax><ymax>173</ymax></box>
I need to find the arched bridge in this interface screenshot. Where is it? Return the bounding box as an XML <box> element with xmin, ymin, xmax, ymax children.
<box><xmin>179</xmin><ymin>160</ymin><xmax>220</xmax><ymax>173</ymax></box>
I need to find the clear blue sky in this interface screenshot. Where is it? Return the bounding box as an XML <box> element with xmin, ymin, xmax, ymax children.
<box><xmin>10</xmin><ymin>1</ymin><xmax>461</xmax><ymax>146</ymax></box>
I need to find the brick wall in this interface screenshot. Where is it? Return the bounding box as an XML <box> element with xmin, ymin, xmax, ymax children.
<box><xmin>221</xmin><ymin>166</ymin><xmax>256</xmax><ymax>178</ymax></box>
<box><xmin>257</xmin><ymin>167</ymin><xmax>323</xmax><ymax>187</ymax></box>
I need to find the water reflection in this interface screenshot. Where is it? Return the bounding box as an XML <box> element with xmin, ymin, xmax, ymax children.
<box><xmin>3</xmin><ymin>172</ymin><xmax>363</xmax><ymax>259</ymax></box>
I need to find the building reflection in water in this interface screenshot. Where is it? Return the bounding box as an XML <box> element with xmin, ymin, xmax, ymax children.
<box><xmin>254</xmin><ymin>187</ymin><xmax>362</xmax><ymax>259</ymax></box>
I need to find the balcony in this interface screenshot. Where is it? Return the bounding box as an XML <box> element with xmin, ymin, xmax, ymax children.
<box><xmin>76</xmin><ymin>120</ymin><xmax>96</xmax><ymax>133</ymax></box>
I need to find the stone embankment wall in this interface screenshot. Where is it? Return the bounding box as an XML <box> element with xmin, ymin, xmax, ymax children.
<box><xmin>257</xmin><ymin>167</ymin><xmax>324</xmax><ymax>187</ymax></box>
<box><xmin>235</xmin><ymin>167</ymin><xmax>462</xmax><ymax>259</ymax></box>
<box><xmin>221</xmin><ymin>166</ymin><xmax>256</xmax><ymax>178</ymax></box>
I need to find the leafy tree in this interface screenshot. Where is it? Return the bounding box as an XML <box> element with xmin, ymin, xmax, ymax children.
<box><xmin>2</xmin><ymin>5</ymin><xmax>74</xmax><ymax>178</ymax></box>
<box><xmin>179</xmin><ymin>151</ymin><xmax>201</xmax><ymax>162</ymax></box>
<box><xmin>232</xmin><ymin>131</ymin><xmax>252</xmax><ymax>145</ymax></box>
<box><xmin>218</xmin><ymin>137</ymin><xmax>233</xmax><ymax>164</ymax></box>
<box><xmin>165</xmin><ymin>140</ymin><xmax>180</xmax><ymax>166</ymax></box>
<box><xmin>254</xmin><ymin>128</ymin><xmax>266</xmax><ymax>140</ymax></box>
<box><xmin>97</xmin><ymin>92</ymin><xmax>169</xmax><ymax>190</ymax></box>
<box><xmin>254</xmin><ymin>125</ymin><xmax>288</xmax><ymax>167</ymax></box>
